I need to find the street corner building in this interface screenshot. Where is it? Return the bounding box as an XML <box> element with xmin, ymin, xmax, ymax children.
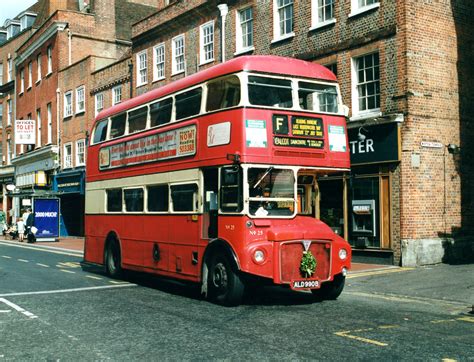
<box><xmin>0</xmin><ymin>0</ymin><xmax>473</xmax><ymax>265</ymax></box>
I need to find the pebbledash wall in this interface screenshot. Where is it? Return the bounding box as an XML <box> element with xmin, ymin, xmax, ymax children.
<box><xmin>129</xmin><ymin>0</ymin><xmax>473</xmax><ymax>266</ymax></box>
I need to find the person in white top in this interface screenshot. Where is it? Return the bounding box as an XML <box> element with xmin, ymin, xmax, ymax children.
<box><xmin>17</xmin><ymin>218</ymin><xmax>25</xmax><ymax>242</ymax></box>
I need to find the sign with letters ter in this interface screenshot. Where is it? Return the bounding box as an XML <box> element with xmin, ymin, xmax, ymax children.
<box><xmin>33</xmin><ymin>198</ymin><xmax>60</xmax><ymax>240</ymax></box>
<box><xmin>347</xmin><ymin>123</ymin><xmax>400</xmax><ymax>165</ymax></box>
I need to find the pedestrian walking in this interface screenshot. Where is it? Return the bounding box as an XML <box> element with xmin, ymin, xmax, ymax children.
<box><xmin>25</xmin><ymin>208</ymin><xmax>36</xmax><ymax>243</ymax></box>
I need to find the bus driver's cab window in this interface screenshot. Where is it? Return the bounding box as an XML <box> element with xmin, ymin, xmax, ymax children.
<box><xmin>220</xmin><ymin>166</ymin><xmax>243</xmax><ymax>212</ymax></box>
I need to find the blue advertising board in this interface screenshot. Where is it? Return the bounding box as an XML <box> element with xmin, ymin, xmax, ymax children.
<box><xmin>33</xmin><ymin>198</ymin><xmax>60</xmax><ymax>240</ymax></box>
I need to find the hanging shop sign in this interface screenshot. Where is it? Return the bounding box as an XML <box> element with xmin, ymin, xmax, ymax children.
<box><xmin>348</xmin><ymin>123</ymin><xmax>400</xmax><ymax>165</ymax></box>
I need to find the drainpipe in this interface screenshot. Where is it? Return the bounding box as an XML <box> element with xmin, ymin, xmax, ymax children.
<box><xmin>217</xmin><ymin>4</ymin><xmax>228</xmax><ymax>63</ymax></box>
<box><xmin>128</xmin><ymin>61</ymin><xmax>133</xmax><ymax>99</ymax></box>
<box><xmin>56</xmin><ymin>88</ymin><xmax>61</xmax><ymax>170</ymax></box>
<box><xmin>67</xmin><ymin>29</ymin><xmax>72</xmax><ymax>66</ymax></box>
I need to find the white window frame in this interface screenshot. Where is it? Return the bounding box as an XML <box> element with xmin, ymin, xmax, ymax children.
<box><xmin>199</xmin><ymin>21</ymin><xmax>214</xmax><ymax>65</ymax></box>
<box><xmin>7</xmin><ymin>58</ymin><xmax>13</xmax><ymax>82</ymax></box>
<box><xmin>28</xmin><ymin>62</ymin><xmax>32</xmax><ymax>89</ymax></box>
<box><xmin>36</xmin><ymin>54</ymin><xmax>42</xmax><ymax>83</ymax></box>
<box><xmin>76</xmin><ymin>139</ymin><xmax>85</xmax><ymax>166</ymax></box>
<box><xmin>75</xmin><ymin>86</ymin><xmax>85</xmax><ymax>114</ymax></box>
<box><xmin>64</xmin><ymin>91</ymin><xmax>73</xmax><ymax>118</ymax></box>
<box><xmin>36</xmin><ymin>109</ymin><xmax>41</xmax><ymax>147</ymax></box>
<box><xmin>136</xmin><ymin>50</ymin><xmax>148</xmax><ymax>87</ymax></box>
<box><xmin>153</xmin><ymin>43</ymin><xmax>165</xmax><ymax>81</ymax></box>
<box><xmin>349</xmin><ymin>0</ymin><xmax>380</xmax><ymax>18</ymax></box>
<box><xmin>19</xmin><ymin>68</ymin><xmax>25</xmax><ymax>94</ymax></box>
<box><xmin>272</xmin><ymin>0</ymin><xmax>294</xmax><ymax>43</ymax></box>
<box><xmin>350</xmin><ymin>52</ymin><xmax>381</xmax><ymax>120</ymax></box>
<box><xmin>112</xmin><ymin>85</ymin><xmax>122</xmax><ymax>105</ymax></box>
<box><xmin>310</xmin><ymin>0</ymin><xmax>336</xmax><ymax>30</ymax></box>
<box><xmin>47</xmin><ymin>46</ymin><xmax>52</xmax><ymax>75</ymax></box>
<box><xmin>95</xmin><ymin>92</ymin><xmax>104</xmax><ymax>116</ymax></box>
<box><xmin>172</xmin><ymin>34</ymin><xmax>185</xmax><ymax>75</ymax></box>
<box><xmin>0</xmin><ymin>63</ymin><xmax>3</xmax><ymax>85</ymax></box>
<box><xmin>7</xmin><ymin>99</ymin><xmax>12</xmax><ymax>126</ymax></box>
<box><xmin>47</xmin><ymin>103</ymin><xmax>52</xmax><ymax>144</ymax></box>
<box><xmin>235</xmin><ymin>7</ymin><xmax>254</xmax><ymax>55</ymax></box>
<box><xmin>64</xmin><ymin>143</ymin><xmax>72</xmax><ymax>169</ymax></box>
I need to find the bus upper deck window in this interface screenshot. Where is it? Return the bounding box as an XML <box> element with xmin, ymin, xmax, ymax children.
<box><xmin>110</xmin><ymin>113</ymin><xmax>126</xmax><ymax>139</ymax></box>
<box><xmin>93</xmin><ymin>119</ymin><xmax>108</xmax><ymax>144</ymax></box>
<box><xmin>176</xmin><ymin>88</ymin><xmax>202</xmax><ymax>120</ymax></box>
<box><xmin>206</xmin><ymin>75</ymin><xmax>241</xmax><ymax>112</ymax></box>
<box><xmin>128</xmin><ymin>106</ymin><xmax>148</xmax><ymax>134</ymax></box>
<box><xmin>248</xmin><ymin>76</ymin><xmax>293</xmax><ymax>108</ymax></box>
<box><xmin>150</xmin><ymin>98</ymin><xmax>172</xmax><ymax>127</ymax></box>
<box><xmin>299</xmin><ymin>82</ymin><xmax>338</xmax><ymax>113</ymax></box>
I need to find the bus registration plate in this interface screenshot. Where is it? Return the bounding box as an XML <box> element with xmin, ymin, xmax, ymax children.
<box><xmin>291</xmin><ymin>280</ymin><xmax>319</xmax><ymax>290</ymax></box>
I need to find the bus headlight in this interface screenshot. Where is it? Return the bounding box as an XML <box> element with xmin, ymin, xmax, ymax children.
<box><xmin>253</xmin><ymin>250</ymin><xmax>266</xmax><ymax>264</ymax></box>
<box><xmin>339</xmin><ymin>248</ymin><xmax>348</xmax><ymax>260</ymax></box>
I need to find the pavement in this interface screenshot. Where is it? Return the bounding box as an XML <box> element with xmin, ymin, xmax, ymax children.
<box><xmin>0</xmin><ymin>236</ymin><xmax>397</xmax><ymax>274</ymax></box>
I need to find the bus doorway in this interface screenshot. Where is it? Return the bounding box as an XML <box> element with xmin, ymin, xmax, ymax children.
<box><xmin>202</xmin><ymin>168</ymin><xmax>218</xmax><ymax>239</ymax></box>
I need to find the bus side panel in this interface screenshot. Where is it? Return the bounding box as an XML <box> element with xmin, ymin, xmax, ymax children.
<box><xmin>84</xmin><ymin>215</ymin><xmax>107</xmax><ymax>265</ymax></box>
<box><xmin>168</xmin><ymin>215</ymin><xmax>200</xmax><ymax>276</ymax></box>
<box><xmin>142</xmin><ymin>215</ymin><xmax>170</xmax><ymax>272</ymax></box>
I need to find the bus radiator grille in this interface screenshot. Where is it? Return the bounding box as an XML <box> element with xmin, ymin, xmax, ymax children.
<box><xmin>280</xmin><ymin>241</ymin><xmax>331</xmax><ymax>283</ymax></box>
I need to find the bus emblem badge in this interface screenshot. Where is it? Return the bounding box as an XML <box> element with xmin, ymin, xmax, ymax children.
<box><xmin>302</xmin><ymin>240</ymin><xmax>311</xmax><ymax>251</ymax></box>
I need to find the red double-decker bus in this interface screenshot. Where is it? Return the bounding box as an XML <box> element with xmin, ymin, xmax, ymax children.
<box><xmin>84</xmin><ymin>55</ymin><xmax>351</xmax><ymax>306</ymax></box>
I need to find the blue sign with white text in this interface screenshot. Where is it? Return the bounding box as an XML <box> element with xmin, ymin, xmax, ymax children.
<box><xmin>33</xmin><ymin>198</ymin><xmax>60</xmax><ymax>239</ymax></box>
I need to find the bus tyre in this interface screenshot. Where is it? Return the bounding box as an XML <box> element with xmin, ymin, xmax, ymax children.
<box><xmin>208</xmin><ymin>253</ymin><xmax>244</xmax><ymax>307</ymax></box>
<box><xmin>311</xmin><ymin>274</ymin><xmax>345</xmax><ymax>301</ymax></box>
<box><xmin>105</xmin><ymin>240</ymin><xmax>123</xmax><ymax>278</ymax></box>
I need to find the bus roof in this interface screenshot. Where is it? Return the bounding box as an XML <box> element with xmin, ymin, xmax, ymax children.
<box><xmin>95</xmin><ymin>55</ymin><xmax>337</xmax><ymax>121</ymax></box>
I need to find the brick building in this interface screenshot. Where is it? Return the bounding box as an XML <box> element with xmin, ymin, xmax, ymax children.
<box><xmin>0</xmin><ymin>7</ymin><xmax>40</xmax><ymax>225</ymax></box>
<box><xmin>128</xmin><ymin>0</ymin><xmax>473</xmax><ymax>265</ymax></box>
<box><xmin>1</xmin><ymin>0</ymin><xmax>159</xmax><ymax>236</ymax></box>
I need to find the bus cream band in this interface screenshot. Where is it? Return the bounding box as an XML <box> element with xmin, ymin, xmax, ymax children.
<box><xmin>99</xmin><ymin>125</ymin><xmax>196</xmax><ymax>169</ymax></box>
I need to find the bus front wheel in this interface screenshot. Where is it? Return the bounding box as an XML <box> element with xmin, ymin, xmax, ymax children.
<box><xmin>105</xmin><ymin>239</ymin><xmax>122</xmax><ymax>278</ymax></box>
<box><xmin>311</xmin><ymin>274</ymin><xmax>345</xmax><ymax>301</ymax></box>
<box><xmin>207</xmin><ymin>253</ymin><xmax>244</xmax><ymax>307</ymax></box>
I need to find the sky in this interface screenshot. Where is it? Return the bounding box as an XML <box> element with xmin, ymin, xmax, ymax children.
<box><xmin>0</xmin><ymin>0</ymin><xmax>38</xmax><ymax>25</ymax></box>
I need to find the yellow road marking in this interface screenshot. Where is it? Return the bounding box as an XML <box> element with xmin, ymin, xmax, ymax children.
<box><xmin>60</xmin><ymin>269</ymin><xmax>75</xmax><ymax>274</ymax></box>
<box><xmin>334</xmin><ymin>331</ymin><xmax>388</xmax><ymax>347</ymax></box>
<box><xmin>347</xmin><ymin>267</ymin><xmax>414</xmax><ymax>279</ymax></box>
<box><xmin>36</xmin><ymin>263</ymin><xmax>49</xmax><ymax>268</ymax></box>
<box><xmin>457</xmin><ymin>316</ymin><xmax>474</xmax><ymax>323</ymax></box>
<box><xmin>431</xmin><ymin>319</ymin><xmax>457</xmax><ymax>324</ymax></box>
<box><xmin>378</xmin><ymin>325</ymin><xmax>398</xmax><ymax>329</ymax></box>
<box><xmin>86</xmin><ymin>275</ymin><xmax>103</xmax><ymax>280</ymax></box>
<box><xmin>442</xmin><ymin>359</ymin><xmax>458</xmax><ymax>362</ymax></box>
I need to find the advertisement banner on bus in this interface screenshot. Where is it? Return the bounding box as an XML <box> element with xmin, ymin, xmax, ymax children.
<box><xmin>99</xmin><ymin>125</ymin><xmax>196</xmax><ymax>169</ymax></box>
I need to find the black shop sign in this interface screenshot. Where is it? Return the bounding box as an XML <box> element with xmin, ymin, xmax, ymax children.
<box><xmin>348</xmin><ymin>123</ymin><xmax>400</xmax><ymax>165</ymax></box>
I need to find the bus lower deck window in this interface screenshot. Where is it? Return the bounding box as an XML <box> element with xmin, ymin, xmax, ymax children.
<box><xmin>171</xmin><ymin>184</ymin><xmax>198</xmax><ymax>212</ymax></box>
<box><xmin>147</xmin><ymin>185</ymin><xmax>169</xmax><ymax>212</ymax></box>
<box><xmin>124</xmin><ymin>188</ymin><xmax>144</xmax><ymax>212</ymax></box>
<box><xmin>106</xmin><ymin>189</ymin><xmax>123</xmax><ymax>212</ymax></box>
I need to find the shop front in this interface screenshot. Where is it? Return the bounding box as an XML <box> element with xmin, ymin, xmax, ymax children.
<box><xmin>10</xmin><ymin>146</ymin><xmax>59</xmax><ymax>223</ymax></box>
<box><xmin>318</xmin><ymin>120</ymin><xmax>401</xmax><ymax>264</ymax></box>
<box><xmin>53</xmin><ymin>168</ymin><xmax>85</xmax><ymax>236</ymax></box>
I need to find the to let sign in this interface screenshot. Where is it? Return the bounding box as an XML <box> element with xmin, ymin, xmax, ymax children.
<box><xmin>15</xmin><ymin>119</ymin><xmax>36</xmax><ymax>145</ymax></box>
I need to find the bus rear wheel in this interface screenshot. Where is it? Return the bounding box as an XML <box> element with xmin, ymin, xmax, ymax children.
<box><xmin>311</xmin><ymin>274</ymin><xmax>345</xmax><ymax>301</ymax></box>
<box><xmin>105</xmin><ymin>239</ymin><xmax>122</xmax><ymax>278</ymax></box>
<box><xmin>208</xmin><ymin>253</ymin><xmax>244</xmax><ymax>307</ymax></box>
